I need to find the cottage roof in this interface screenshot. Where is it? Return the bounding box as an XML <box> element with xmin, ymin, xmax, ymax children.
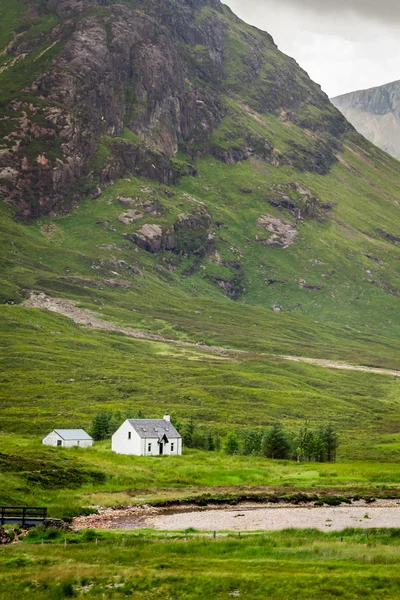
<box><xmin>53</xmin><ymin>429</ymin><xmax>93</xmax><ymax>441</ymax></box>
<box><xmin>128</xmin><ymin>419</ymin><xmax>181</xmax><ymax>439</ymax></box>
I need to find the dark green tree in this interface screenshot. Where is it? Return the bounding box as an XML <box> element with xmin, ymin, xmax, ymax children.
<box><xmin>309</xmin><ymin>434</ymin><xmax>325</xmax><ymax>462</ymax></box>
<box><xmin>109</xmin><ymin>411</ymin><xmax>123</xmax><ymax>435</ymax></box>
<box><xmin>204</xmin><ymin>431</ymin><xmax>216</xmax><ymax>451</ymax></box>
<box><xmin>90</xmin><ymin>412</ymin><xmax>112</xmax><ymax>441</ymax></box>
<box><xmin>320</xmin><ymin>424</ymin><xmax>339</xmax><ymax>462</ymax></box>
<box><xmin>301</xmin><ymin>430</ymin><xmax>315</xmax><ymax>462</ymax></box>
<box><xmin>223</xmin><ymin>431</ymin><xmax>240</xmax><ymax>455</ymax></box>
<box><xmin>183</xmin><ymin>417</ymin><xmax>195</xmax><ymax>447</ymax></box>
<box><xmin>169</xmin><ymin>413</ymin><xmax>182</xmax><ymax>435</ymax></box>
<box><xmin>243</xmin><ymin>429</ymin><xmax>262</xmax><ymax>455</ymax></box>
<box><xmin>261</xmin><ymin>424</ymin><xmax>290</xmax><ymax>459</ymax></box>
<box><xmin>296</xmin><ymin>422</ymin><xmax>314</xmax><ymax>462</ymax></box>
<box><xmin>192</xmin><ymin>429</ymin><xmax>206</xmax><ymax>449</ymax></box>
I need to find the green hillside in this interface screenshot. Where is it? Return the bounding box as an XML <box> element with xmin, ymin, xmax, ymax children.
<box><xmin>0</xmin><ymin>0</ymin><xmax>400</xmax><ymax>462</ymax></box>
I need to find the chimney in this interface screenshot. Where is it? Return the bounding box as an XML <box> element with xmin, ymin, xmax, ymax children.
<box><xmin>164</xmin><ymin>414</ymin><xmax>171</xmax><ymax>422</ymax></box>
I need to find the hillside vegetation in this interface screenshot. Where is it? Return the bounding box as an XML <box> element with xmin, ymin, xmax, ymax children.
<box><xmin>0</xmin><ymin>0</ymin><xmax>400</xmax><ymax>468</ymax></box>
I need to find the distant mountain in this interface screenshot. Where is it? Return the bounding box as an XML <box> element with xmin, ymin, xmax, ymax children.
<box><xmin>332</xmin><ymin>80</ymin><xmax>400</xmax><ymax>160</ymax></box>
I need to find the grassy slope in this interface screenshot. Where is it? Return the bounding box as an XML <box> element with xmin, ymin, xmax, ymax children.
<box><xmin>1</xmin><ymin>138</ymin><xmax>400</xmax><ymax>362</ymax></box>
<box><xmin>2</xmin><ymin>530</ymin><xmax>400</xmax><ymax>599</ymax></box>
<box><xmin>1</xmin><ymin>308</ymin><xmax>400</xmax><ymax>453</ymax></box>
<box><xmin>3</xmin><ymin>435</ymin><xmax>400</xmax><ymax>515</ymax></box>
<box><xmin>0</xmin><ymin>2</ymin><xmax>399</xmax><ymax>350</ymax></box>
<box><xmin>1</xmin><ymin>2</ymin><xmax>400</xmax><ymax>524</ymax></box>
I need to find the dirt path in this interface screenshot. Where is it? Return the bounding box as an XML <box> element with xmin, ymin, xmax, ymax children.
<box><xmin>74</xmin><ymin>501</ymin><xmax>400</xmax><ymax>532</ymax></box>
<box><xmin>24</xmin><ymin>293</ymin><xmax>244</xmax><ymax>357</ymax></box>
<box><xmin>24</xmin><ymin>292</ymin><xmax>400</xmax><ymax>377</ymax></box>
<box><xmin>276</xmin><ymin>355</ymin><xmax>400</xmax><ymax>378</ymax></box>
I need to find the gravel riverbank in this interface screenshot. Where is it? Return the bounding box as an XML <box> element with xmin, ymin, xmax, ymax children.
<box><xmin>74</xmin><ymin>500</ymin><xmax>400</xmax><ymax>532</ymax></box>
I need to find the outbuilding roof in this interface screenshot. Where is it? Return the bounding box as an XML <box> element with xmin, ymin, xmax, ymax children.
<box><xmin>128</xmin><ymin>419</ymin><xmax>181</xmax><ymax>439</ymax></box>
<box><xmin>53</xmin><ymin>429</ymin><xmax>93</xmax><ymax>441</ymax></box>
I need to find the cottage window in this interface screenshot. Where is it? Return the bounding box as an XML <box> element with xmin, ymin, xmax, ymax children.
<box><xmin>171</xmin><ymin>443</ymin><xmax>174</xmax><ymax>451</ymax></box>
<box><xmin>128</xmin><ymin>431</ymin><xmax>131</xmax><ymax>440</ymax></box>
<box><xmin>148</xmin><ymin>443</ymin><xmax>152</xmax><ymax>452</ymax></box>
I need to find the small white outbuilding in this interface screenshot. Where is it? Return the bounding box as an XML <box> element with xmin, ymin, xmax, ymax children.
<box><xmin>112</xmin><ymin>415</ymin><xmax>182</xmax><ymax>456</ymax></box>
<box><xmin>42</xmin><ymin>429</ymin><xmax>93</xmax><ymax>448</ymax></box>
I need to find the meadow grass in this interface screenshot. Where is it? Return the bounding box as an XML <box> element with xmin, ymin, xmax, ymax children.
<box><xmin>1</xmin><ymin>529</ymin><xmax>400</xmax><ymax>598</ymax></box>
<box><xmin>1</xmin><ymin>306</ymin><xmax>400</xmax><ymax>453</ymax></box>
<box><xmin>1</xmin><ymin>0</ymin><xmax>400</xmax><ymax>545</ymax></box>
<box><xmin>2</xmin><ymin>434</ymin><xmax>400</xmax><ymax>517</ymax></box>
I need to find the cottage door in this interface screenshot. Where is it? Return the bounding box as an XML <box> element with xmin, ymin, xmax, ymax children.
<box><xmin>159</xmin><ymin>443</ymin><xmax>164</xmax><ymax>455</ymax></box>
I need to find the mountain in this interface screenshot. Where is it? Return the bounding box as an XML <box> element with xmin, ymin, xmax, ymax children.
<box><xmin>1</xmin><ymin>0</ymin><xmax>348</xmax><ymax>218</ymax></box>
<box><xmin>332</xmin><ymin>80</ymin><xmax>400</xmax><ymax>160</ymax></box>
<box><xmin>1</xmin><ymin>0</ymin><xmax>400</xmax><ymax>447</ymax></box>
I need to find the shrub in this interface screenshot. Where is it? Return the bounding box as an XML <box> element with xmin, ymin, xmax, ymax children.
<box><xmin>223</xmin><ymin>431</ymin><xmax>240</xmax><ymax>455</ymax></box>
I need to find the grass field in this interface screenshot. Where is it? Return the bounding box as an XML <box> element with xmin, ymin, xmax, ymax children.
<box><xmin>2</xmin><ymin>529</ymin><xmax>400</xmax><ymax>599</ymax></box>
<box><xmin>2</xmin><ymin>306</ymin><xmax>400</xmax><ymax>449</ymax></box>
<box><xmin>2</xmin><ymin>300</ymin><xmax>400</xmax><ymax>520</ymax></box>
<box><xmin>2</xmin><ymin>434</ymin><xmax>400</xmax><ymax>518</ymax></box>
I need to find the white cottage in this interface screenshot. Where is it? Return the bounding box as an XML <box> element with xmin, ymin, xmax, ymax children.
<box><xmin>112</xmin><ymin>415</ymin><xmax>182</xmax><ymax>456</ymax></box>
<box><xmin>42</xmin><ymin>429</ymin><xmax>93</xmax><ymax>448</ymax></box>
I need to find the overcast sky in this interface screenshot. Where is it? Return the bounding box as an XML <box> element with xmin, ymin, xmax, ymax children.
<box><xmin>224</xmin><ymin>0</ymin><xmax>400</xmax><ymax>97</ymax></box>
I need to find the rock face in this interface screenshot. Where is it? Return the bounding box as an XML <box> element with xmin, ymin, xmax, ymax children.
<box><xmin>257</xmin><ymin>216</ymin><xmax>298</xmax><ymax>248</ymax></box>
<box><xmin>118</xmin><ymin>196</ymin><xmax>164</xmax><ymax>224</ymax></box>
<box><xmin>130</xmin><ymin>207</ymin><xmax>214</xmax><ymax>255</ymax></box>
<box><xmin>332</xmin><ymin>80</ymin><xmax>400</xmax><ymax>160</ymax></box>
<box><xmin>133</xmin><ymin>224</ymin><xmax>174</xmax><ymax>253</ymax></box>
<box><xmin>267</xmin><ymin>183</ymin><xmax>335</xmax><ymax>222</ymax></box>
<box><xmin>0</xmin><ymin>0</ymin><xmax>349</xmax><ymax>218</ymax></box>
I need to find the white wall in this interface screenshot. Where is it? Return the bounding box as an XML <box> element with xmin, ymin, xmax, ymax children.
<box><xmin>42</xmin><ymin>431</ymin><xmax>93</xmax><ymax>448</ymax></box>
<box><xmin>112</xmin><ymin>421</ymin><xmax>182</xmax><ymax>456</ymax></box>
<box><xmin>43</xmin><ymin>431</ymin><xmax>62</xmax><ymax>446</ymax></box>
<box><xmin>64</xmin><ymin>439</ymin><xmax>93</xmax><ymax>448</ymax></box>
<box><xmin>160</xmin><ymin>437</ymin><xmax>182</xmax><ymax>456</ymax></box>
<box><xmin>112</xmin><ymin>421</ymin><xmax>142</xmax><ymax>455</ymax></box>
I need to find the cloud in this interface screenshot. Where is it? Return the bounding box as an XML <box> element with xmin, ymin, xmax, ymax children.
<box><xmin>227</xmin><ymin>0</ymin><xmax>400</xmax><ymax>24</ymax></box>
<box><xmin>277</xmin><ymin>0</ymin><xmax>400</xmax><ymax>22</ymax></box>
<box><xmin>225</xmin><ymin>0</ymin><xmax>400</xmax><ymax>97</ymax></box>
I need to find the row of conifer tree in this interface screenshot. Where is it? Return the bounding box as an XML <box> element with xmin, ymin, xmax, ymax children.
<box><xmin>90</xmin><ymin>412</ymin><xmax>339</xmax><ymax>462</ymax></box>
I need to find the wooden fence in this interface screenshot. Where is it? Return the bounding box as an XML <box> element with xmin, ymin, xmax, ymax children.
<box><xmin>0</xmin><ymin>506</ymin><xmax>47</xmax><ymax>526</ymax></box>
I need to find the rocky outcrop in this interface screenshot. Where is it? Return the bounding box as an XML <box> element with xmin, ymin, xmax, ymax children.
<box><xmin>119</xmin><ymin>210</ymin><xmax>144</xmax><ymax>224</ymax></box>
<box><xmin>267</xmin><ymin>183</ymin><xmax>335</xmax><ymax>222</ymax></box>
<box><xmin>0</xmin><ymin>0</ymin><xmax>349</xmax><ymax>217</ymax></box>
<box><xmin>118</xmin><ymin>196</ymin><xmax>164</xmax><ymax>224</ymax></box>
<box><xmin>129</xmin><ymin>207</ymin><xmax>214</xmax><ymax>255</ymax></box>
<box><xmin>132</xmin><ymin>224</ymin><xmax>176</xmax><ymax>253</ymax></box>
<box><xmin>0</xmin><ymin>2</ymin><xmax>211</xmax><ymax>217</ymax></box>
<box><xmin>257</xmin><ymin>216</ymin><xmax>298</xmax><ymax>248</ymax></box>
<box><xmin>377</xmin><ymin>229</ymin><xmax>400</xmax><ymax>245</ymax></box>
